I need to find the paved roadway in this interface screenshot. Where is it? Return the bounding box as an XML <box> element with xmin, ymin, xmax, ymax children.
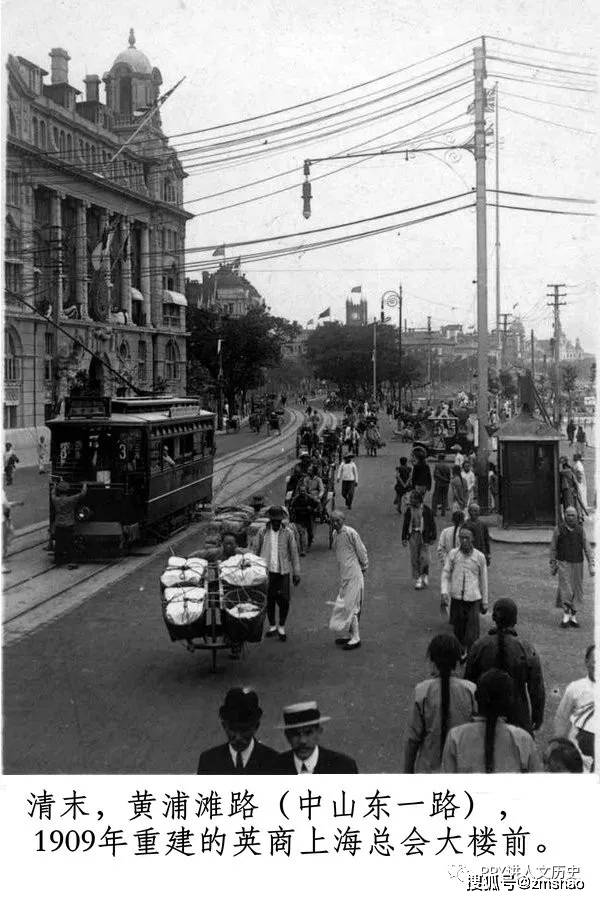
<box><xmin>3</xmin><ymin>414</ymin><xmax>595</xmax><ymax>773</ymax></box>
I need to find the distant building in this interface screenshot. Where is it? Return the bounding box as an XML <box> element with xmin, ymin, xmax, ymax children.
<box><xmin>197</xmin><ymin>265</ymin><xmax>265</xmax><ymax>317</ymax></box>
<box><xmin>346</xmin><ymin>297</ymin><xmax>368</xmax><ymax>326</ymax></box>
<box><xmin>5</xmin><ymin>30</ymin><xmax>191</xmax><ymax>444</ymax></box>
<box><xmin>282</xmin><ymin>330</ymin><xmax>308</xmax><ymax>359</ymax></box>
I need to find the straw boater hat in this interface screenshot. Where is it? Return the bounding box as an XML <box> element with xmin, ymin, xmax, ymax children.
<box><xmin>277</xmin><ymin>701</ymin><xmax>331</xmax><ymax>730</ymax></box>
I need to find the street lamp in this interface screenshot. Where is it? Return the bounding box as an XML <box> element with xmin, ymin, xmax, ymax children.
<box><xmin>381</xmin><ymin>286</ymin><xmax>403</xmax><ymax>407</ymax></box>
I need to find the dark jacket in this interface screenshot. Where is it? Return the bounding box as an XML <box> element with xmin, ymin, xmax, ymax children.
<box><xmin>411</xmin><ymin>461</ymin><xmax>432</xmax><ymax>491</ymax></box>
<box><xmin>274</xmin><ymin>746</ymin><xmax>358</xmax><ymax>775</ymax></box>
<box><xmin>197</xmin><ymin>741</ymin><xmax>279</xmax><ymax>775</ymax></box>
<box><xmin>464</xmin><ymin>519</ymin><xmax>491</xmax><ymax>564</ymax></box>
<box><xmin>433</xmin><ymin>461</ymin><xmax>452</xmax><ymax>486</ymax></box>
<box><xmin>289</xmin><ymin>493</ymin><xmax>319</xmax><ymax>524</ymax></box>
<box><xmin>465</xmin><ymin>627</ymin><xmax>545</xmax><ymax>733</ymax></box>
<box><xmin>402</xmin><ymin>504</ymin><xmax>437</xmax><ymax>544</ymax></box>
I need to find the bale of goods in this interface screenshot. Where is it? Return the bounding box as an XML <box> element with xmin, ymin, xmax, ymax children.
<box><xmin>191</xmin><ymin>545</ymin><xmax>222</xmax><ymax>562</ymax></box>
<box><xmin>161</xmin><ymin>556</ymin><xmax>208</xmax><ymax>641</ymax></box>
<box><xmin>219</xmin><ymin>553</ymin><xmax>268</xmax><ymax>590</ymax></box>
<box><xmin>222</xmin><ymin>586</ymin><xmax>267</xmax><ymax>643</ymax></box>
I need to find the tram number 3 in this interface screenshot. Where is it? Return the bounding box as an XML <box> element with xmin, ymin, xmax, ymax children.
<box><xmin>118</xmin><ymin>442</ymin><xmax>127</xmax><ymax>461</ymax></box>
<box><xmin>36</xmin><ymin>829</ymin><xmax>96</xmax><ymax>852</ymax></box>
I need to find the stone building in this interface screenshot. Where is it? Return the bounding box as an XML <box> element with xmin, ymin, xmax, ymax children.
<box><xmin>346</xmin><ymin>297</ymin><xmax>368</xmax><ymax>326</ymax></box>
<box><xmin>4</xmin><ymin>30</ymin><xmax>191</xmax><ymax>454</ymax></box>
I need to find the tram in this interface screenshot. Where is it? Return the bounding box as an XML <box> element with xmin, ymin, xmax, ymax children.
<box><xmin>47</xmin><ymin>396</ymin><xmax>216</xmax><ymax>556</ymax></box>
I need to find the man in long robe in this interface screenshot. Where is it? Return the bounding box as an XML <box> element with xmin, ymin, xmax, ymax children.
<box><xmin>328</xmin><ymin>511</ymin><xmax>368</xmax><ymax>651</ymax></box>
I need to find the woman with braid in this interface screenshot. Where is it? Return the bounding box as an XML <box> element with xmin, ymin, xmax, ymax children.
<box><xmin>442</xmin><ymin>669</ymin><xmax>541</xmax><ymax>773</ymax></box>
<box><xmin>465</xmin><ymin>598</ymin><xmax>545</xmax><ymax>734</ymax></box>
<box><xmin>403</xmin><ymin>634</ymin><xmax>476</xmax><ymax>773</ymax></box>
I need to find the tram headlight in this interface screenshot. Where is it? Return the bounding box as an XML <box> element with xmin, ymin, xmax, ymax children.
<box><xmin>76</xmin><ymin>505</ymin><xmax>93</xmax><ymax>522</ymax></box>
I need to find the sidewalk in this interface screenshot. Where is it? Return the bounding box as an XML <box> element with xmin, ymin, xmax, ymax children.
<box><xmin>4</xmin><ymin>410</ymin><xmax>291</xmax><ymax>534</ymax></box>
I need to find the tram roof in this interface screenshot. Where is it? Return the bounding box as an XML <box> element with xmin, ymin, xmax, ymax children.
<box><xmin>47</xmin><ymin>397</ymin><xmax>215</xmax><ymax>426</ymax></box>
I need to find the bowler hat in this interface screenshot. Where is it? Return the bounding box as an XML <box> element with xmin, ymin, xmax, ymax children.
<box><xmin>219</xmin><ymin>688</ymin><xmax>262</xmax><ymax>727</ymax></box>
<box><xmin>277</xmin><ymin>701</ymin><xmax>331</xmax><ymax>730</ymax></box>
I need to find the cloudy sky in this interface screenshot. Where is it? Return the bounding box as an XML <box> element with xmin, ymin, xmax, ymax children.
<box><xmin>3</xmin><ymin>0</ymin><xmax>598</xmax><ymax>346</ymax></box>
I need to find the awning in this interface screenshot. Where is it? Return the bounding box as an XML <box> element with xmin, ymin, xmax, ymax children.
<box><xmin>131</xmin><ymin>287</ymin><xmax>144</xmax><ymax>302</ymax></box>
<box><xmin>162</xmin><ymin>290</ymin><xmax>188</xmax><ymax>307</ymax></box>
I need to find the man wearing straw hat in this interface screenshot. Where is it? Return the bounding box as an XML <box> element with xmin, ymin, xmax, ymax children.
<box><xmin>274</xmin><ymin>701</ymin><xmax>358</xmax><ymax>774</ymax></box>
<box><xmin>196</xmin><ymin>688</ymin><xmax>279</xmax><ymax>775</ymax></box>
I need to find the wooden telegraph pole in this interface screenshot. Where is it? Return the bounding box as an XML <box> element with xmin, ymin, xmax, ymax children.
<box><xmin>474</xmin><ymin>40</ymin><xmax>489</xmax><ymax>503</ymax></box>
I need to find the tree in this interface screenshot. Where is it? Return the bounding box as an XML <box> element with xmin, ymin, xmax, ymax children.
<box><xmin>561</xmin><ymin>363</ymin><xmax>578</xmax><ymax>417</ymax></box>
<box><xmin>498</xmin><ymin>368</ymin><xmax>516</xmax><ymax>399</ymax></box>
<box><xmin>305</xmin><ymin>323</ymin><xmax>424</xmax><ymax>397</ymax></box>
<box><xmin>186</xmin><ymin>307</ymin><xmax>300</xmax><ymax>411</ymax></box>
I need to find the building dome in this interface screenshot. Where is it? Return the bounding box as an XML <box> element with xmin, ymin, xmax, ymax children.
<box><xmin>111</xmin><ymin>29</ymin><xmax>152</xmax><ymax>74</ymax></box>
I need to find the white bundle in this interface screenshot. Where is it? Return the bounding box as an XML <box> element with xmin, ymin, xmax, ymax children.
<box><xmin>167</xmin><ymin>556</ymin><xmax>187</xmax><ymax>569</ymax></box>
<box><xmin>186</xmin><ymin>557</ymin><xmax>208</xmax><ymax>577</ymax></box>
<box><xmin>164</xmin><ymin>589</ymin><xmax>206</xmax><ymax>626</ymax></box>
<box><xmin>160</xmin><ymin>568</ymin><xmax>204</xmax><ymax>589</ymax></box>
<box><xmin>161</xmin><ymin>569</ymin><xmax>186</xmax><ymax>589</ymax></box>
<box><xmin>164</xmin><ymin>586</ymin><xmax>206</xmax><ymax>604</ymax></box>
<box><xmin>219</xmin><ymin>553</ymin><xmax>268</xmax><ymax>588</ymax></box>
<box><xmin>226</xmin><ymin>601</ymin><xmax>262</xmax><ymax>620</ymax></box>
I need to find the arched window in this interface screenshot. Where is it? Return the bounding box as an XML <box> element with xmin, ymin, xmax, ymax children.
<box><xmin>165</xmin><ymin>340</ymin><xmax>180</xmax><ymax>381</ymax></box>
<box><xmin>32</xmin><ymin>117</ymin><xmax>39</xmax><ymax>146</ymax></box>
<box><xmin>53</xmin><ymin>126</ymin><xmax>59</xmax><ymax>149</ymax></box>
<box><xmin>39</xmin><ymin>121</ymin><xmax>47</xmax><ymax>149</ymax></box>
<box><xmin>4</xmin><ymin>330</ymin><xmax>22</xmax><ymax>383</ymax></box>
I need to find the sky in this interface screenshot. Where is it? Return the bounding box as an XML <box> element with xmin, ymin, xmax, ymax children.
<box><xmin>3</xmin><ymin>0</ymin><xmax>598</xmax><ymax>347</ymax></box>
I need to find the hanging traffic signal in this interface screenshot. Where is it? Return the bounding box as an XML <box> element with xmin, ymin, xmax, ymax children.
<box><xmin>302</xmin><ymin>178</ymin><xmax>312</xmax><ymax>219</ymax></box>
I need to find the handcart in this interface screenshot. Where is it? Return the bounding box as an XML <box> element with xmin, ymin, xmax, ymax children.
<box><xmin>161</xmin><ymin>555</ymin><xmax>267</xmax><ymax>672</ymax></box>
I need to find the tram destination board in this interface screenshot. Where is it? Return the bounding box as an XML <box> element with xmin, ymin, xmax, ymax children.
<box><xmin>65</xmin><ymin>397</ymin><xmax>112</xmax><ymax>419</ymax></box>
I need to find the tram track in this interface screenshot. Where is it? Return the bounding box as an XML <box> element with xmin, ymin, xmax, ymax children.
<box><xmin>3</xmin><ymin>405</ymin><xmax>335</xmax><ymax>637</ymax></box>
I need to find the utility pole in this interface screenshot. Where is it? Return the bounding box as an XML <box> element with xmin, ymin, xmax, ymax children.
<box><xmin>474</xmin><ymin>40</ymin><xmax>490</xmax><ymax>500</ymax></box>
<box><xmin>427</xmin><ymin>315</ymin><xmax>432</xmax><ymax>401</ymax></box>
<box><xmin>530</xmin><ymin>328</ymin><xmax>535</xmax><ymax>377</ymax></box>
<box><xmin>547</xmin><ymin>283</ymin><xmax>567</xmax><ymax>428</ymax></box>
<box><xmin>398</xmin><ymin>283</ymin><xmax>402</xmax><ymax>407</ymax></box>
<box><xmin>372</xmin><ymin>319</ymin><xmax>377</xmax><ymax>403</ymax></box>
<box><xmin>499</xmin><ymin>312</ymin><xmax>511</xmax><ymax>368</ymax></box>
<box><xmin>494</xmin><ymin>81</ymin><xmax>501</xmax><ymax>349</ymax></box>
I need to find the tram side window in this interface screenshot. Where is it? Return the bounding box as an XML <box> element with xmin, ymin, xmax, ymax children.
<box><xmin>180</xmin><ymin>433</ymin><xmax>194</xmax><ymax>460</ymax></box>
<box><xmin>205</xmin><ymin>426</ymin><xmax>215</xmax><ymax>455</ymax></box>
<box><xmin>194</xmin><ymin>430</ymin><xmax>205</xmax><ymax>458</ymax></box>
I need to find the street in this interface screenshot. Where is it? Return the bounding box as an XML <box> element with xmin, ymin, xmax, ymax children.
<box><xmin>3</xmin><ymin>413</ymin><xmax>594</xmax><ymax>773</ymax></box>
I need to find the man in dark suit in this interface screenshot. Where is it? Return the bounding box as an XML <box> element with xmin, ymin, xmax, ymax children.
<box><xmin>274</xmin><ymin>701</ymin><xmax>358</xmax><ymax>774</ymax></box>
<box><xmin>196</xmin><ymin>688</ymin><xmax>279</xmax><ymax>775</ymax></box>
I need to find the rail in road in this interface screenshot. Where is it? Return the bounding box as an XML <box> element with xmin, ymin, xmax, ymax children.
<box><xmin>3</xmin><ymin>406</ymin><xmax>337</xmax><ymax>646</ymax></box>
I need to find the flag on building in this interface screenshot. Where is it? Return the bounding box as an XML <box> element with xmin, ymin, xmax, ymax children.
<box><xmin>350</xmin><ymin>285</ymin><xmax>361</xmax><ymax>293</ymax></box>
<box><xmin>91</xmin><ymin>228</ymin><xmax>113</xmax><ymax>271</ymax></box>
<box><xmin>212</xmin><ymin>245</ymin><xmax>225</xmax><ymax>257</ymax></box>
<box><xmin>307</xmin><ymin>318</ymin><xmax>314</xmax><ymax>326</ymax></box>
<box><xmin>318</xmin><ymin>307</ymin><xmax>330</xmax><ymax>319</ymax></box>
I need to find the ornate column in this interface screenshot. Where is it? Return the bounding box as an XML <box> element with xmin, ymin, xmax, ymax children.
<box><xmin>140</xmin><ymin>224</ymin><xmax>153</xmax><ymax>326</ymax></box>
<box><xmin>50</xmin><ymin>191</ymin><xmax>64</xmax><ymax>316</ymax></box>
<box><xmin>76</xmin><ymin>199</ymin><xmax>90</xmax><ymax>318</ymax></box>
<box><xmin>120</xmin><ymin>215</ymin><xmax>132</xmax><ymax>318</ymax></box>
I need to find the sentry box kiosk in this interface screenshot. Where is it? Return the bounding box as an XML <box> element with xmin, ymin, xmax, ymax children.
<box><xmin>497</xmin><ymin>388</ymin><xmax>561</xmax><ymax>529</ymax></box>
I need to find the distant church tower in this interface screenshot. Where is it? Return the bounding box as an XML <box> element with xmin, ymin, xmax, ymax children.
<box><xmin>346</xmin><ymin>296</ymin><xmax>368</xmax><ymax>326</ymax></box>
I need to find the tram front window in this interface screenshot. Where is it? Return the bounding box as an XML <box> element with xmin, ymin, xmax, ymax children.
<box><xmin>53</xmin><ymin>427</ymin><xmax>143</xmax><ymax>484</ymax></box>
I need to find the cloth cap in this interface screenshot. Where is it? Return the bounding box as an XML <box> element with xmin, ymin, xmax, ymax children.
<box><xmin>219</xmin><ymin>688</ymin><xmax>262</xmax><ymax>727</ymax></box>
<box><xmin>277</xmin><ymin>701</ymin><xmax>331</xmax><ymax>730</ymax></box>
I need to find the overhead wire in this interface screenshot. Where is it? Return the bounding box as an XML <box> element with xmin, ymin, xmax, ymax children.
<box><xmin>484</xmin><ymin>35</ymin><xmax>593</xmax><ymax>60</ymax></box>
<box><xmin>165</xmin><ymin>36</ymin><xmax>479</xmax><ymax>139</ymax></box>
<box><xmin>500</xmin><ymin>104</ymin><xmax>596</xmax><ymax>135</ymax></box>
<box><xmin>487</xmin><ymin>71</ymin><xmax>597</xmax><ymax>94</ymax></box>
<box><xmin>486</xmin><ymin>54</ymin><xmax>596</xmax><ymax>79</ymax></box>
